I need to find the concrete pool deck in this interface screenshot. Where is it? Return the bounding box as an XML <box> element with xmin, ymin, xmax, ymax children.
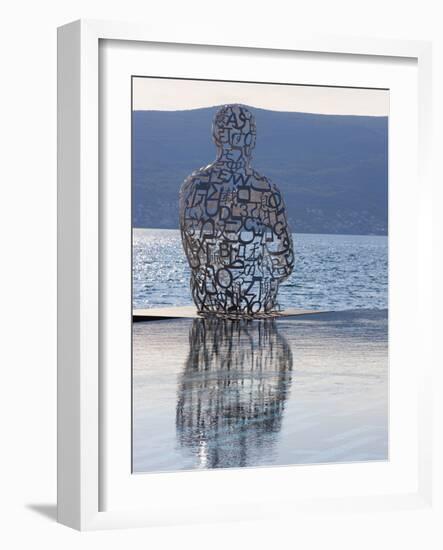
<box><xmin>133</xmin><ymin>305</ymin><xmax>325</xmax><ymax>322</ymax></box>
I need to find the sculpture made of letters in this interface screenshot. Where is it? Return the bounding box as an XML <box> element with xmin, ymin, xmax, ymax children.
<box><xmin>179</xmin><ymin>104</ymin><xmax>294</xmax><ymax>317</ymax></box>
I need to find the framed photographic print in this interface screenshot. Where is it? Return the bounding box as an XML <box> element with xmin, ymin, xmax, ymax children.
<box><xmin>57</xmin><ymin>19</ymin><xmax>434</xmax><ymax>530</ymax></box>
<box><xmin>131</xmin><ymin>77</ymin><xmax>389</xmax><ymax>474</ymax></box>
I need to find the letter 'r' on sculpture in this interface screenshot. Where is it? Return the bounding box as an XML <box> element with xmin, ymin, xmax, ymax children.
<box><xmin>179</xmin><ymin>104</ymin><xmax>295</xmax><ymax>318</ymax></box>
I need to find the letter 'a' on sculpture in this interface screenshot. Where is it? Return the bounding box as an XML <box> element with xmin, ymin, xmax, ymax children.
<box><xmin>179</xmin><ymin>104</ymin><xmax>295</xmax><ymax>318</ymax></box>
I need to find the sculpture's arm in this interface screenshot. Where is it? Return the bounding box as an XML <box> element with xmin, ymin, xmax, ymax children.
<box><xmin>179</xmin><ymin>175</ymin><xmax>202</xmax><ymax>269</ymax></box>
<box><xmin>264</xmin><ymin>185</ymin><xmax>295</xmax><ymax>281</ymax></box>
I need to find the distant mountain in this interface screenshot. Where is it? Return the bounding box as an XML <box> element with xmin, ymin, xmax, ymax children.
<box><xmin>132</xmin><ymin>106</ymin><xmax>388</xmax><ymax>235</ymax></box>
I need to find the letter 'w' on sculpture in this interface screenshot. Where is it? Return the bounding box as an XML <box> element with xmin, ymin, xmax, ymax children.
<box><xmin>179</xmin><ymin>104</ymin><xmax>295</xmax><ymax>318</ymax></box>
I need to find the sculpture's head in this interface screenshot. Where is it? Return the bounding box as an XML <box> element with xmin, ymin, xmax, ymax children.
<box><xmin>212</xmin><ymin>104</ymin><xmax>256</xmax><ymax>157</ymax></box>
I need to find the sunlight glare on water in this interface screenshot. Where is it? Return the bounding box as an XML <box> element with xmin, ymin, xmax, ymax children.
<box><xmin>132</xmin><ymin>228</ymin><xmax>388</xmax><ymax>311</ymax></box>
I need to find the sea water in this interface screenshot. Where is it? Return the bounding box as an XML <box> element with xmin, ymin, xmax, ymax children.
<box><xmin>132</xmin><ymin>228</ymin><xmax>388</xmax><ymax>311</ymax></box>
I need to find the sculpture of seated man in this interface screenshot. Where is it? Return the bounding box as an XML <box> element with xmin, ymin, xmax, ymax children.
<box><xmin>179</xmin><ymin>104</ymin><xmax>294</xmax><ymax>317</ymax></box>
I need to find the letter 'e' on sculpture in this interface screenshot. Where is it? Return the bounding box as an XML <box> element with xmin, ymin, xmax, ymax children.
<box><xmin>179</xmin><ymin>104</ymin><xmax>294</xmax><ymax>318</ymax></box>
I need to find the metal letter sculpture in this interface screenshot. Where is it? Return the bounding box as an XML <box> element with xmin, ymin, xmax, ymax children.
<box><xmin>179</xmin><ymin>104</ymin><xmax>294</xmax><ymax>317</ymax></box>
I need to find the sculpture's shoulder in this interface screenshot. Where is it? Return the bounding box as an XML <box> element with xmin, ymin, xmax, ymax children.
<box><xmin>181</xmin><ymin>163</ymin><xmax>213</xmax><ymax>188</ymax></box>
<box><xmin>250</xmin><ymin>170</ymin><xmax>284</xmax><ymax>205</ymax></box>
<box><xmin>179</xmin><ymin>163</ymin><xmax>214</xmax><ymax>200</ymax></box>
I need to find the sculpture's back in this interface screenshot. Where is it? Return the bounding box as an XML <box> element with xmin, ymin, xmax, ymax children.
<box><xmin>179</xmin><ymin>104</ymin><xmax>294</xmax><ymax>317</ymax></box>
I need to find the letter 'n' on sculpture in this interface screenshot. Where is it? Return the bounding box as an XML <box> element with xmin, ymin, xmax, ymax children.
<box><xmin>179</xmin><ymin>104</ymin><xmax>294</xmax><ymax>318</ymax></box>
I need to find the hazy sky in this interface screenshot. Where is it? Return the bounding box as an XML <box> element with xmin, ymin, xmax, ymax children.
<box><xmin>132</xmin><ymin>77</ymin><xmax>389</xmax><ymax>116</ymax></box>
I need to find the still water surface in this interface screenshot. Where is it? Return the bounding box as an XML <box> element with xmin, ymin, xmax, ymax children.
<box><xmin>133</xmin><ymin>310</ymin><xmax>388</xmax><ymax>473</ymax></box>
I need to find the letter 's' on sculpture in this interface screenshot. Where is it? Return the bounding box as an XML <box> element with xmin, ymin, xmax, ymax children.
<box><xmin>179</xmin><ymin>104</ymin><xmax>294</xmax><ymax>317</ymax></box>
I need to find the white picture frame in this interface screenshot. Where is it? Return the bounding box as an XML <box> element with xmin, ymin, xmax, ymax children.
<box><xmin>57</xmin><ymin>19</ymin><xmax>434</xmax><ymax>531</ymax></box>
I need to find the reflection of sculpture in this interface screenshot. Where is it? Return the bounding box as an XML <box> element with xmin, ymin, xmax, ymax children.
<box><xmin>179</xmin><ymin>104</ymin><xmax>294</xmax><ymax>317</ymax></box>
<box><xmin>176</xmin><ymin>318</ymin><xmax>293</xmax><ymax>469</ymax></box>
